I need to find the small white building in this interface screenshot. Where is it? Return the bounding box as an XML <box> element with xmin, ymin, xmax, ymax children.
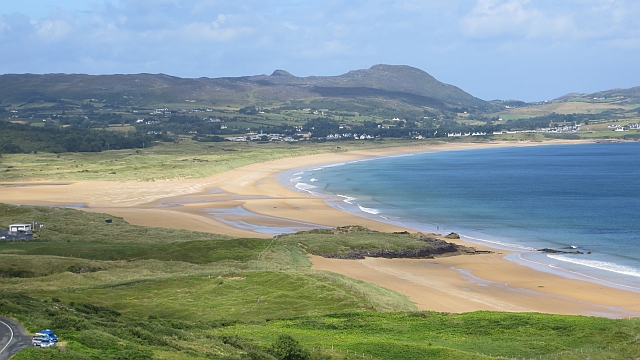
<box><xmin>9</xmin><ymin>224</ymin><xmax>32</xmax><ymax>232</ymax></box>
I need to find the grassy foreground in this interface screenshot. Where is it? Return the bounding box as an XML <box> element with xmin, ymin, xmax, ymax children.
<box><xmin>1</xmin><ymin>203</ymin><xmax>640</xmax><ymax>359</ymax></box>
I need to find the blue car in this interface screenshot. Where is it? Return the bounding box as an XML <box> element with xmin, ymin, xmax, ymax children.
<box><xmin>37</xmin><ymin>329</ymin><xmax>58</xmax><ymax>343</ymax></box>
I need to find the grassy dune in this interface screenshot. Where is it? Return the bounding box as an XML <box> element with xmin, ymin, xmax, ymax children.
<box><xmin>0</xmin><ymin>138</ymin><xmax>418</xmax><ymax>182</ymax></box>
<box><xmin>2</xmin><ymin>203</ymin><xmax>640</xmax><ymax>359</ymax></box>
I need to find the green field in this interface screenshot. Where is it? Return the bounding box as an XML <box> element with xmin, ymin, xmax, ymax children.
<box><xmin>2</xmin><ymin>203</ymin><xmax>640</xmax><ymax>359</ymax></box>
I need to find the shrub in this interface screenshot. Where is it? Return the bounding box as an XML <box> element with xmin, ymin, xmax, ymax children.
<box><xmin>51</xmin><ymin>315</ymin><xmax>90</xmax><ymax>331</ymax></box>
<box><xmin>269</xmin><ymin>334</ymin><xmax>310</xmax><ymax>360</ymax></box>
<box><xmin>76</xmin><ymin>330</ymin><xmax>121</xmax><ymax>351</ymax></box>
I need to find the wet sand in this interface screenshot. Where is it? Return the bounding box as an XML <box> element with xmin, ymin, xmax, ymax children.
<box><xmin>2</xmin><ymin>140</ymin><xmax>639</xmax><ymax>317</ymax></box>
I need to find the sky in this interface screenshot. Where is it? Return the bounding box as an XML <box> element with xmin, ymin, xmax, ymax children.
<box><xmin>1</xmin><ymin>0</ymin><xmax>639</xmax><ymax>102</ymax></box>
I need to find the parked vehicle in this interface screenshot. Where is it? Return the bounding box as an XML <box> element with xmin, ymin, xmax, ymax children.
<box><xmin>31</xmin><ymin>333</ymin><xmax>53</xmax><ymax>347</ymax></box>
<box><xmin>38</xmin><ymin>329</ymin><xmax>58</xmax><ymax>343</ymax></box>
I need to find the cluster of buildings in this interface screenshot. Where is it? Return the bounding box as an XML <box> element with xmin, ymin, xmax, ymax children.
<box><xmin>447</xmin><ymin>132</ymin><xmax>488</xmax><ymax>137</ymax></box>
<box><xmin>610</xmin><ymin>123</ymin><xmax>639</xmax><ymax>131</ymax></box>
<box><xmin>223</xmin><ymin>131</ymin><xmax>378</xmax><ymax>142</ymax></box>
<box><xmin>326</xmin><ymin>133</ymin><xmax>375</xmax><ymax>140</ymax></box>
<box><xmin>465</xmin><ymin>125</ymin><xmax>582</xmax><ymax>137</ymax></box>
<box><xmin>225</xmin><ymin>133</ymin><xmax>298</xmax><ymax>142</ymax></box>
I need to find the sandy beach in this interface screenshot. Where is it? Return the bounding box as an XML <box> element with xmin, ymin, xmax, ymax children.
<box><xmin>2</xmin><ymin>140</ymin><xmax>639</xmax><ymax>317</ymax></box>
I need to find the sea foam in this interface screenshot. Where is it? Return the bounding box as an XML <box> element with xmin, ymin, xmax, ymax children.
<box><xmin>462</xmin><ymin>234</ymin><xmax>536</xmax><ymax>251</ymax></box>
<box><xmin>358</xmin><ymin>205</ymin><xmax>380</xmax><ymax>215</ymax></box>
<box><xmin>295</xmin><ymin>182</ymin><xmax>316</xmax><ymax>191</ymax></box>
<box><xmin>547</xmin><ymin>255</ymin><xmax>640</xmax><ymax>278</ymax></box>
<box><xmin>337</xmin><ymin>195</ymin><xmax>356</xmax><ymax>204</ymax></box>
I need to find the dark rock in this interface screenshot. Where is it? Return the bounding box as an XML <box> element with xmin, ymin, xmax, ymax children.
<box><xmin>537</xmin><ymin>248</ymin><xmax>584</xmax><ymax>255</ymax></box>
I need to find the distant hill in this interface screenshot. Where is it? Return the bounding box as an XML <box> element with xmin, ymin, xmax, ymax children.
<box><xmin>555</xmin><ymin>86</ymin><xmax>640</xmax><ymax>104</ymax></box>
<box><xmin>587</xmin><ymin>86</ymin><xmax>640</xmax><ymax>104</ymax></box>
<box><xmin>0</xmin><ymin>65</ymin><xmax>491</xmax><ymax>112</ymax></box>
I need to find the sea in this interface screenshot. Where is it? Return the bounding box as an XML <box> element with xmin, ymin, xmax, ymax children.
<box><xmin>282</xmin><ymin>142</ymin><xmax>640</xmax><ymax>292</ymax></box>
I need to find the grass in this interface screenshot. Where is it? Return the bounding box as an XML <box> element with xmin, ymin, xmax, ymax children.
<box><xmin>277</xmin><ymin>226</ymin><xmax>440</xmax><ymax>256</ymax></box>
<box><xmin>5</xmin><ymin>291</ymin><xmax>640</xmax><ymax>359</ymax></box>
<box><xmin>492</xmin><ymin>101</ymin><xmax>633</xmax><ymax>118</ymax></box>
<box><xmin>0</xmin><ymin>137</ymin><xmax>420</xmax><ymax>182</ymax></box>
<box><xmin>46</xmin><ymin>271</ymin><xmax>380</xmax><ymax>321</ymax></box>
<box><xmin>3</xmin><ymin>204</ymin><xmax>640</xmax><ymax>359</ymax></box>
<box><xmin>0</xmin><ymin>238</ymin><xmax>269</xmax><ymax>263</ymax></box>
<box><xmin>213</xmin><ymin>312</ymin><xmax>640</xmax><ymax>360</ymax></box>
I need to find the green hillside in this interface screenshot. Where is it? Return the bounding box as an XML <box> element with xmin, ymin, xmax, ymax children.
<box><xmin>2</xmin><ymin>203</ymin><xmax>640</xmax><ymax>359</ymax></box>
<box><xmin>0</xmin><ymin>65</ymin><xmax>492</xmax><ymax>112</ymax></box>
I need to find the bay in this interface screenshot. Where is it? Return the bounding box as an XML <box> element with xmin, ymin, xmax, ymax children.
<box><xmin>287</xmin><ymin>142</ymin><xmax>640</xmax><ymax>291</ymax></box>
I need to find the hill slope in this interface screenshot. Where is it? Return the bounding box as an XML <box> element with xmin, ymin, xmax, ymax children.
<box><xmin>0</xmin><ymin>65</ymin><xmax>490</xmax><ymax>112</ymax></box>
<box><xmin>554</xmin><ymin>86</ymin><xmax>640</xmax><ymax>105</ymax></box>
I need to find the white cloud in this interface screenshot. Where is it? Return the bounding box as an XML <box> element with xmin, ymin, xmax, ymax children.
<box><xmin>461</xmin><ymin>0</ymin><xmax>640</xmax><ymax>41</ymax></box>
<box><xmin>461</xmin><ymin>0</ymin><xmax>578</xmax><ymax>39</ymax></box>
<box><xmin>183</xmin><ymin>22</ymin><xmax>254</xmax><ymax>42</ymax></box>
<box><xmin>212</xmin><ymin>14</ymin><xmax>226</xmax><ymax>28</ymax></box>
<box><xmin>0</xmin><ymin>19</ymin><xmax>9</xmax><ymax>33</ymax></box>
<box><xmin>33</xmin><ymin>11</ymin><xmax>79</xmax><ymax>41</ymax></box>
<box><xmin>283</xmin><ymin>22</ymin><xmax>298</xmax><ymax>32</ymax></box>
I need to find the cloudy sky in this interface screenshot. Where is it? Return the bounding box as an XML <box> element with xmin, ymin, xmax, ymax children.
<box><xmin>1</xmin><ymin>0</ymin><xmax>639</xmax><ymax>102</ymax></box>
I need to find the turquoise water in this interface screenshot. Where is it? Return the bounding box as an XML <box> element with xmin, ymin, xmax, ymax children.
<box><xmin>284</xmin><ymin>142</ymin><xmax>640</xmax><ymax>291</ymax></box>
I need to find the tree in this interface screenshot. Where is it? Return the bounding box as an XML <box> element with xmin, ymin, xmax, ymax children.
<box><xmin>269</xmin><ymin>334</ymin><xmax>310</xmax><ymax>360</ymax></box>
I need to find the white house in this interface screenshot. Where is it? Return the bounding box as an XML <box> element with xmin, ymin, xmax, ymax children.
<box><xmin>9</xmin><ymin>224</ymin><xmax>32</xmax><ymax>232</ymax></box>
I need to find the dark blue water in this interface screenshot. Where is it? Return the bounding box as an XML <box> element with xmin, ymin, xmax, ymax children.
<box><xmin>286</xmin><ymin>143</ymin><xmax>640</xmax><ymax>291</ymax></box>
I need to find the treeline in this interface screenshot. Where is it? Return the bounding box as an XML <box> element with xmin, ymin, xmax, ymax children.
<box><xmin>0</xmin><ymin>122</ymin><xmax>156</xmax><ymax>154</ymax></box>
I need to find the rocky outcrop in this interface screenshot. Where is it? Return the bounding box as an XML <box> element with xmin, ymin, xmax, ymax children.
<box><xmin>537</xmin><ymin>248</ymin><xmax>589</xmax><ymax>255</ymax></box>
<box><xmin>322</xmin><ymin>236</ymin><xmax>490</xmax><ymax>260</ymax></box>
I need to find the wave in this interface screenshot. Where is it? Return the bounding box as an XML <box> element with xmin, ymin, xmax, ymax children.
<box><xmin>358</xmin><ymin>205</ymin><xmax>380</xmax><ymax>215</ymax></box>
<box><xmin>295</xmin><ymin>182</ymin><xmax>316</xmax><ymax>191</ymax></box>
<box><xmin>461</xmin><ymin>234</ymin><xmax>537</xmax><ymax>251</ymax></box>
<box><xmin>289</xmin><ymin>176</ymin><xmax>301</xmax><ymax>182</ymax></box>
<box><xmin>293</xmin><ymin>172</ymin><xmax>304</xmax><ymax>176</ymax></box>
<box><xmin>547</xmin><ymin>254</ymin><xmax>640</xmax><ymax>278</ymax></box>
<box><xmin>312</xmin><ymin>162</ymin><xmax>347</xmax><ymax>171</ymax></box>
<box><xmin>337</xmin><ymin>194</ymin><xmax>356</xmax><ymax>204</ymax></box>
<box><xmin>310</xmin><ymin>178</ymin><xmax>318</xmax><ymax>182</ymax></box>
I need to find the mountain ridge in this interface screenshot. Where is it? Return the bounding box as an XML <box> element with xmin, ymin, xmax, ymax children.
<box><xmin>0</xmin><ymin>65</ymin><xmax>489</xmax><ymax>112</ymax></box>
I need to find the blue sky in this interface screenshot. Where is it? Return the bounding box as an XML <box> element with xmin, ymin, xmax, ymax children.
<box><xmin>1</xmin><ymin>1</ymin><xmax>639</xmax><ymax>102</ymax></box>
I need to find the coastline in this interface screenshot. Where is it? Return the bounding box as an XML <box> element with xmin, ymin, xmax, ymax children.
<box><xmin>2</xmin><ymin>139</ymin><xmax>640</xmax><ymax>317</ymax></box>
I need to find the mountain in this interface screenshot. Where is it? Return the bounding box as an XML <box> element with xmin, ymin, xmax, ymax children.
<box><xmin>0</xmin><ymin>65</ymin><xmax>491</xmax><ymax>112</ymax></box>
<box><xmin>252</xmin><ymin>64</ymin><xmax>488</xmax><ymax>109</ymax></box>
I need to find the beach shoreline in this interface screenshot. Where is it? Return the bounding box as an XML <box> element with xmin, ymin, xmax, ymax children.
<box><xmin>2</xmin><ymin>139</ymin><xmax>639</xmax><ymax>317</ymax></box>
